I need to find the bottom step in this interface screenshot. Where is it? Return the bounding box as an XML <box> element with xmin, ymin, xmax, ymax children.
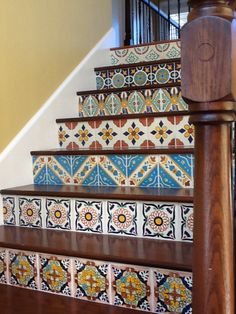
<box><xmin>0</xmin><ymin>284</ymin><xmax>147</xmax><ymax>314</ymax></box>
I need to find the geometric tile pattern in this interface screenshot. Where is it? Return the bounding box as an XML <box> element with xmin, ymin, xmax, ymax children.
<box><xmin>32</xmin><ymin>153</ymin><xmax>194</xmax><ymax>188</ymax></box>
<box><xmin>19</xmin><ymin>197</ymin><xmax>42</xmax><ymax>228</ymax></box>
<box><xmin>95</xmin><ymin>61</ymin><xmax>181</xmax><ymax>90</ymax></box>
<box><xmin>1</xmin><ymin>195</ymin><xmax>194</xmax><ymax>243</ymax></box>
<box><xmin>78</xmin><ymin>87</ymin><xmax>188</xmax><ymax>117</ymax></box>
<box><xmin>154</xmin><ymin>269</ymin><xmax>192</xmax><ymax>313</ymax></box>
<box><xmin>110</xmin><ymin>41</ymin><xmax>181</xmax><ymax>65</ymax></box>
<box><xmin>0</xmin><ymin>248</ymin><xmax>193</xmax><ymax>313</ymax></box>
<box><xmin>58</xmin><ymin>115</ymin><xmax>194</xmax><ymax>150</ymax></box>
<box><xmin>3</xmin><ymin>196</ymin><xmax>15</xmax><ymax>225</ymax></box>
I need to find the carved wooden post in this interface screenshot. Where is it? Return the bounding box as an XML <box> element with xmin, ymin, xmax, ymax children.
<box><xmin>181</xmin><ymin>1</ymin><xmax>235</xmax><ymax>313</ymax></box>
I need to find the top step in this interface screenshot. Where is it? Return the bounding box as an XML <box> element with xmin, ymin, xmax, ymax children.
<box><xmin>110</xmin><ymin>40</ymin><xmax>181</xmax><ymax>66</ymax></box>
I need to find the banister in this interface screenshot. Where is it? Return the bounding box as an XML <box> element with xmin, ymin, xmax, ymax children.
<box><xmin>181</xmin><ymin>1</ymin><xmax>235</xmax><ymax>313</ymax></box>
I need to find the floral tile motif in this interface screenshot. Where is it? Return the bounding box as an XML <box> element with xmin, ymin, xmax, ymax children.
<box><xmin>75</xmin><ymin>200</ymin><xmax>103</xmax><ymax>233</ymax></box>
<box><xmin>95</xmin><ymin>61</ymin><xmax>181</xmax><ymax>90</ymax></box>
<box><xmin>72</xmin><ymin>156</ymin><xmax>99</xmax><ymax>186</ymax></box>
<box><xmin>19</xmin><ymin>198</ymin><xmax>42</xmax><ymax>228</ymax></box>
<box><xmin>46</xmin><ymin>198</ymin><xmax>71</xmax><ymax>230</ymax></box>
<box><xmin>33</xmin><ymin>156</ymin><xmax>48</xmax><ymax>185</ymax></box>
<box><xmin>181</xmin><ymin>205</ymin><xmax>194</xmax><ymax>241</ymax></box>
<box><xmin>47</xmin><ymin>156</ymin><xmax>72</xmax><ymax>185</ymax></box>
<box><xmin>142</xmin><ymin>203</ymin><xmax>176</xmax><ymax>239</ymax></box>
<box><xmin>9</xmin><ymin>250</ymin><xmax>37</xmax><ymax>289</ymax></box>
<box><xmin>95</xmin><ymin>120</ymin><xmax>121</xmax><ymax>149</ymax></box>
<box><xmin>159</xmin><ymin>154</ymin><xmax>193</xmax><ymax>188</ymax></box>
<box><xmin>3</xmin><ymin>196</ymin><xmax>16</xmax><ymax>225</ymax></box>
<box><xmin>127</xmin><ymin>155</ymin><xmax>159</xmax><ymax>187</ymax></box>
<box><xmin>70</xmin><ymin>121</ymin><xmax>97</xmax><ymax>150</ymax></box>
<box><xmin>0</xmin><ymin>249</ymin><xmax>7</xmax><ymax>284</ymax></box>
<box><xmin>147</xmin><ymin>116</ymin><xmax>175</xmax><ymax>147</ymax></box>
<box><xmin>120</xmin><ymin>118</ymin><xmax>148</xmax><ymax>148</ymax></box>
<box><xmin>58</xmin><ymin>123</ymin><xmax>73</xmax><ymax>149</ymax></box>
<box><xmin>110</xmin><ymin>41</ymin><xmax>181</xmax><ymax>65</ymax></box>
<box><xmin>97</xmin><ymin>155</ymin><xmax>127</xmax><ymax>186</ymax></box>
<box><xmin>175</xmin><ymin>116</ymin><xmax>195</xmax><ymax>146</ymax></box>
<box><xmin>78</xmin><ymin>87</ymin><xmax>188</xmax><ymax>118</ymax></box>
<box><xmin>107</xmin><ymin>201</ymin><xmax>137</xmax><ymax>236</ymax></box>
<box><xmin>74</xmin><ymin>259</ymin><xmax>109</xmax><ymax>303</ymax></box>
<box><xmin>154</xmin><ymin>269</ymin><xmax>192</xmax><ymax>313</ymax></box>
<box><xmin>39</xmin><ymin>254</ymin><xmax>71</xmax><ymax>296</ymax></box>
<box><xmin>112</xmin><ymin>265</ymin><xmax>151</xmax><ymax>311</ymax></box>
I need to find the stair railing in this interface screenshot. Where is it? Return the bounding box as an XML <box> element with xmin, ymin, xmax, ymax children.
<box><xmin>181</xmin><ymin>1</ymin><xmax>235</xmax><ymax>313</ymax></box>
<box><xmin>124</xmin><ymin>0</ymin><xmax>189</xmax><ymax>45</ymax></box>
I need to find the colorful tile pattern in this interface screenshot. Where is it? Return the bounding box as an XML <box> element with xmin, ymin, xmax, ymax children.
<box><xmin>9</xmin><ymin>250</ymin><xmax>37</xmax><ymax>289</ymax></box>
<box><xmin>39</xmin><ymin>254</ymin><xmax>71</xmax><ymax>296</ymax></box>
<box><xmin>46</xmin><ymin>198</ymin><xmax>71</xmax><ymax>230</ymax></box>
<box><xmin>75</xmin><ymin>259</ymin><xmax>109</xmax><ymax>303</ymax></box>
<box><xmin>175</xmin><ymin>115</ymin><xmax>195</xmax><ymax>146</ymax></box>
<box><xmin>107</xmin><ymin>201</ymin><xmax>137</xmax><ymax>236</ymax></box>
<box><xmin>142</xmin><ymin>203</ymin><xmax>176</xmax><ymax>239</ymax></box>
<box><xmin>0</xmin><ymin>249</ymin><xmax>7</xmax><ymax>284</ymax></box>
<box><xmin>75</xmin><ymin>200</ymin><xmax>103</xmax><ymax>233</ymax></box>
<box><xmin>154</xmin><ymin>269</ymin><xmax>192</xmax><ymax>313</ymax></box>
<box><xmin>3</xmin><ymin>196</ymin><xmax>15</xmax><ymax>225</ymax></box>
<box><xmin>19</xmin><ymin>197</ymin><xmax>42</xmax><ymax>228</ymax></box>
<box><xmin>110</xmin><ymin>41</ymin><xmax>181</xmax><ymax>65</ymax></box>
<box><xmin>112</xmin><ymin>265</ymin><xmax>151</xmax><ymax>311</ymax></box>
<box><xmin>181</xmin><ymin>205</ymin><xmax>194</xmax><ymax>241</ymax></box>
<box><xmin>95</xmin><ymin>61</ymin><xmax>181</xmax><ymax>90</ymax></box>
<box><xmin>78</xmin><ymin>87</ymin><xmax>188</xmax><ymax>117</ymax></box>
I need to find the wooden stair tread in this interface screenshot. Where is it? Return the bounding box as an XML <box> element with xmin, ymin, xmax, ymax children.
<box><xmin>1</xmin><ymin>184</ymin><xmax>194</xmax><ymax>202</ymax></box>
<box><xmin>0</xmin><ymin>226</ymin><xmax>193</xmax><ymax>271</ymax></box>
<box><xmin>56</xmin><ymin>110</ymin><xmax>190</xmax><ymax>124</ymax></box>
<box><xmin>0</xmin><ymin>284</ymin><xmax>147</xmax><ymax>314</ymax></box>
<box><xmin>31</xmin><ymin>147</ymin><xmax>194</xmax><ymax>156</ymax></box>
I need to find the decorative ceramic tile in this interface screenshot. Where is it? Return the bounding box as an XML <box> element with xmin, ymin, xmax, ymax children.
<box><xmin>110</xmin><ymin>41</ymin><xmax>181</xmax><ymax>65</ymax></box>
<box><xmin>9</xmin><ymin>250</ymin><xmax>37</xmax><ymax>289</ymax></box>
<box><xmin>147</xmin><ymin>116</ymin><xmax>175</xmax><ymax>147</ymax></box>
<box><xmin>47</xmin><ymin>156</ymin><xmax>72</xmax><ymax>185</ymax></box>
<box><xmin>95</xmin><ymin>61</ymin><xmax>181</xmax><ymax>90</ymax></box>
<box><xmin>95</xmin><ymin>120</ymin><xmax>121</xmax><ymax>149</ymax></box>
<box><xmin>39</xmin><ymin>254</ymin><xmax>71</xmax><ymax>296</ymax></box>
<box><xmin>58</xmin><ymin>123</ymin><xmax>73</xmax><ymax>149</ymax></box>
<box><xmin>0</xmin><ymin>249</ymin><xmax>7</xmax><ymax>284</ymax></box>
<box><xmin>70</xmin><ymin>121</ymin><xmax>97</xmax><ymax>150</ymax></box>
<box><xmin>97</xmin><ymin>155</ymin><xmax>127</xmax><ymax>186</ymax></box>
<box><xmin>120</xmin><ymin>118</ymin><xmax>148</xmax><ymax>148</ymax></box>
<box><xmin>112</xmin><ymin>265</ymin><xmax>151</xmax><ymax>311</ymax></box>
<box><xmin>72</xmin><ymin>156</ymin><xmax>99</xmax><ymax>186</ymax></box>
<box><xmin>159</xmin><ymin>154</ymin><xmax>193</xmax><ymax>188</ymax></box>
<box><xmin>19</xmin><ymin>197</ymin><xmax>42</xmax><ymax>228</ymax></box>
<box><xmin>78</xmin><ymin>87</ymin><xmax>188</xmax><ymax>118</ymax></box>
<box><xmin>127</xmin><ymin>155</ymin><xmax>159</xmax><ymax>187</ymax></box>
<box><xmin>175</xmin><ymin>116</ymin><xmax>195</xmax><ymax>146</ymax></box>
<box><xmin>154</xmin><ymin>269</ymin><xmax>192</xmax><ymax>313</ymax></box>
<box><xmin>74</xmin><ymin>259</ymin><xmax>109</xmax><ymax>303</ymax></box>
<box><xmin>142</xmin><ymin>203</ymin><xmax>176</xmax><ymax>240</ymax></box>
<box><xmin>181</xmin><ymin>205</ymin><xmax>194</xmax><ymax>241</ymax></box>
<box><xmin>75</xmin><ymin>200</ymin><xmax>103</xmax><ymax>233</ymax></box>
<box><xmin>3</xmin><ymin>196</ymin><xmax>16</xmax><ymax>225</ymax></box>
<box><xmin>46</xmin><ymin>198</ymin><xmax>71</xmax><ymax>230</ymax></box>
<box><xmin>107</xmin><ymin>201</ymin><xmax>137</xmax><ymax>236</ymax></box>
<box><xmin>32</xmin><ymin>156</ymin><xmax>48</xmax><ymax>185</ymax></box>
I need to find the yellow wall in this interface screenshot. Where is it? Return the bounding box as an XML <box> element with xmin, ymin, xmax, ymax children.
<box><xmin>0</xmin><ymin>0</ymin><xmax>112</xmax><ymax>152</ymax></box>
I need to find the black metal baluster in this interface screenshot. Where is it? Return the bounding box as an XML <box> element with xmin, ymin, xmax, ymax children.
<box><xmin>148</xmin><ymin>0</ymin><xmax>151</xmax><ymax>42</ymax></box>
<box><xmin>178</xmin><ymin>0</ymin><xmax>181</xmax><ymax>38</ymax></box>
<box><xmin>167</xmin><ymin>0</ymin><xmax>170</xmax><ymax>40</ymax></box>
<box><xmin>124</xmin><ymin>0</ymin><xmax>132</xmax><ymax>45</ymax></box>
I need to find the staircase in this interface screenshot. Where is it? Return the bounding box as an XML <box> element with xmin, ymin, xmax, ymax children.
<box><xmin>0</xmin><ymin>40</ymin><xmax>198</xmax><ymax>313</ymax></box>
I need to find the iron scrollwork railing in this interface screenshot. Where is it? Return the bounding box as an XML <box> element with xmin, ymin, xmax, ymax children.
<box><xmin>124</xmin><ymin>0</ymin><xmax>190</xmax><ymax>46</ymax></box>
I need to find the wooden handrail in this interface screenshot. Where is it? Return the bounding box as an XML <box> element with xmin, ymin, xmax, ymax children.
<box><xmin>181</xmin><ymin>1</ymin><xmax>235</xmax><ymax>313</ymax></box>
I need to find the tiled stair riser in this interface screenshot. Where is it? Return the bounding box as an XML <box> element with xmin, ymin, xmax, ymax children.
<box><xmin>95</xmin><ymin>61</ymin><xmax>181</xmax><ymax>90</ymax></box>
<box><xmin>58</xmin><ymin>116</ymin><xmax>195</xmax><ymax>150</ymax></box>
<box><xmin>0</xmin><ymin>248</ymin><xmax>192</xmax><ymax>313</ymax></box>
<box><xmin>32</xmin><ymin>154</ymin><xmax>194</xmax><ymax>188</ymax></box>
<box><xmin>78</xmin><ymin>87</ymin><xmax>188</xmax><ymax>117</ymax></box>
<box><xmin>2</xmin><ymin>196</ymin><xmax>194</xmax><ymax>242</ymax></box>
<box><xmin>110</xmin><ymin>41</ymin><xmax>181</xmax><ymax>65</ymax></box>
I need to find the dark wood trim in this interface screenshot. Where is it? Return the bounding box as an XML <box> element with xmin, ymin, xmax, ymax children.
<box><xmin>76</xmin><ymin>82</ymin><xmax>181</xmax><ymax>96</ymax></box>
<box><xmin>0</xmin><ymin>226</ymin><xmax>193</xmax><ymax>271</ymax></box>
<box><xmin>0</xmin><ymin>284</ymin><xmax>148</xmax><ymax>314</ymax></box>
<box><xmin>1</xmin><ymin>185</ymin><xmax>194</xmax><ymax>203</ymax></box>
<box><xmin>31</xmin><ymin>147</ymin><xmax>194</xmax><ymax>156</ymax></box>
<box><xmin>56</xmin><ymin>110</ymin><xmax>190</xmax><ymax>124</ymax></box>
<box><xmin>111</xmin><ymin>39</ymin><xmax>180</xmax><ymax>51</ymax></box>
<box><xmin>94</xmin><ymin>58</ymin><xmax>180</xmax><ymax>72</ymax></box>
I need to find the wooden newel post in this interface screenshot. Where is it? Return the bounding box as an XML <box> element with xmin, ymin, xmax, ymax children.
<box><xmin>181</xmin><ymin>1</ymin><xmax>236</xmax><ymax>313</ymax></box>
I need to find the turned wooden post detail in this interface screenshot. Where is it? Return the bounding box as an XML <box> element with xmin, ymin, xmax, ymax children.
<box><xmin>181</xmin><ymin>1</ymin><xmax>236</xmax><ymax>313</ymax></box>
